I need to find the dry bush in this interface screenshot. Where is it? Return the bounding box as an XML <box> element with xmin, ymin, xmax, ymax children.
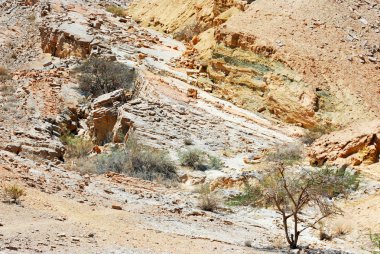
<box><xmin>65</xmin><ymin>156</ymin><xmax>98</xmax><ymax>175</ymax></box>
<box><xmin>332</xmin><ymin>223</ymin><xmax>352</xmax><ymax>237</ymax></box>
<box><xmin>0</xmin><ymin>66</ymin><xmax>11</xmax><ymax>81</ymax></box>
<box><xmin>3</xmin><ymin>184</ymin><xmax>25</xmax><ymax>204</ymax></box>
<box><xmin>75</xmin><ymin>58</ymin><xmax>135</xmax><ymax>97</ymax></box>
<box><xmin>301</xmin><ymin>124</ymin><xmax>339</xmax><ymax>145</ymax></box>
<box><xmin>370</xmin><ymin>232</ymin><xmax>380</xmax><ymax>254</ymax></box>
<box><xmin>266</xmin><ymin>143</ymin><xmax>304</xmax><ymax>165</ymax></box>
<box><xmin>61</xmin><ymin>134</ymin><xmax>93</xmax><ymax>159</ymax></box>
<box><xmin>179</xmin><ymin>148</ymin><xmax>223</xmax><ymax>171</ymax></box>
<box><xmin>106</xmin><ymin>5</ymin><xmax>126</xmax><ymax>17</ymax></box>
<box><xmin>96</xmin><ymin>138</ymin><xmax>178</xmax><ymax>182</ymax></box>
<box><xmin>197</xmin><ymin>184</ymin><xmax>219</xmax><ymax>212</ymax></box>
<box><xmin>318</xmin><ymin>222</ymin><xmax>332</xmax><ymax>241</ymax></box>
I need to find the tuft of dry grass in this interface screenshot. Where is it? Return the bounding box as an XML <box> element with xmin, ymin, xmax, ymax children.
<box><xmin>332</xmin><ymin>223</ymin><xmax>352</xmax><ymax>237</ymax></box>
<box><xmin>3</xmin><ymin>184</ymin><xmax>25</xmax><ymax>204</ymax></box>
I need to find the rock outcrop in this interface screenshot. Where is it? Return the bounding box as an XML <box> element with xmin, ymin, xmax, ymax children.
<box><xmin>309</xmin><ymin>120</ymin><xmax>380</xmax><ymax>166</ymax></box>
<box><xmin>87</xmin><ymin>89</ymin><xmax>127</xmax><ymax>144</ymax></box>
<box><xmin>39</xmin><ymin>20</ymin><xmax>94</xmax><ymax>58</ymax></box>
<box><xmin>128</xmin><ymin>0</ymin><xmax>246</xmax><ymax>39</ymax></box>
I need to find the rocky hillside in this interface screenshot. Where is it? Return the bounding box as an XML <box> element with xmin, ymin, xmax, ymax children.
<box><xmin>0</xmin><ymin>0</ymin><xmax>379</xmax><ymax>253</ymax></box>
<box><xmin>129</xmin><ymin>0</ymin><xmax>380</xmax><ymax>130</ymax></box>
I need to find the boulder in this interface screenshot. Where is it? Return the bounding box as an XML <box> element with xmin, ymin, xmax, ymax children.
<box><xmin>88</xmin><ymin>90</ymin><xmax>127</xmax><ymax>144</ymax></box>
<box><xmin>308</xmin><ymin>120</ymin><xmax>380</xmax><ymax>166</ymax></box>
<box><xmin>112</xmin><ymin>111</ymin><xmax>134</xmax><ymax>143</ymax></box>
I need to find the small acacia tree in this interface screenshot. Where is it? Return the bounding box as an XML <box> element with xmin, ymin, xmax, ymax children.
<box><xmin>256</xmin><ymin>164</ymin><xmax>358</xmax><ymax>249</ymax></box>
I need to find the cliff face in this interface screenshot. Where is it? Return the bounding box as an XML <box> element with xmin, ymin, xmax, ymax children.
<box><xmin>128</xmin><ymin>0</ymin><xmax>380</xmax><ymax>130</ymax></box>
<box><xmin>127</xmin><ymin>0</ymin><xmax>246</xmax><ymax>40</ymax></box>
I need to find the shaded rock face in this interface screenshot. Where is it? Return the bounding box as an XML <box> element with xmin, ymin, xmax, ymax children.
<box><xmin>40</xmin><ymin>22</ymin><xmax>93</xmax><ymax>58</ymax></box>
<box><xmin>0</xmin><ymin>121</ymin><xmax>65</xmax><ymax>161</ymax></box>
<box><xmin>308</xmin><ymin>120</ymin><xmax>380</xmax><ymax>166</ymax></box>
<box><xmin>87</xmin><ymin>90</ymin><xmax>128</xmax><ymax>145</ymax></box>
<box><xmin>24</xmin><ymin>0</ymin><xmax>38</xmax><ymax>6</ymax></box>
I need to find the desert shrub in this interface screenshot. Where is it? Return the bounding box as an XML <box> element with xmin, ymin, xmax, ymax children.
<box><xmin>106</xmin><ymin>5</ymin><xmax>126</xmax><ymax>17</ymax></box>
<box><xmin>266</xmin><ymin>143</ymin><xmax>303</xmax><ymax>165</ymax></box>
<box><xmin>75</xmin><ymin>58</ymin><xmax>135</xmax><ymax>97</ymax></box>
<box><xmin>179</xmin><ymin>148</ymin><xmax>207</xmax><ymax>170</ymax></box>
<box><xmin>0</xmin><ymin>66</ymin><xmax>11</xmax><ymax>81</ymax></box>
<box><xmin>301</xmin><ymin>124</ymin><xmax>339</xmax><ymax>145</ymax></box>
<box><xmin>209</xmin><ymin>155</ymin><xmax>223</xmax><ymax>170</ymax></box>
<box><xmin>61</xmin><ymin>134</ymin><xmax>93</xmax><ymax>159</ymax></box>
<box><xmin>370</xmin><ymin>232</ymin><xmax>380</xmax><ymax>254</ymax></box>
<box><xmin>96</xmin><ymin>141</ymin><xmax>177</xmax><ymax>182</ymax></box>
<box><xmin>3</xmin><ymin>184</ymin><xmax>25</xmax><ymax>204</ymax></box>
<box><xmin>66</xmin><ymin>156</ymin><xmax>98</xmax><ymax>175</ymax></box>
<box><xmin>226</xmin><ymin>183</ymin><xmax>262</xmax><ymax>206</ymax></box>
<box><xmin>179</xmin><ymin>148</ymin><xmax>224</xmax><ymax>171</ymax></box>
<box><xmin>197</xmin><ymin>184</ymin><xmax>219</xmax><ymax>212</ymax></box>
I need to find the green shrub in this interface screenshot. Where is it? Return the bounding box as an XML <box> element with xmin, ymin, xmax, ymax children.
<box><xmin>226</xmin><ymin>183</ymin><xmax>262</xmax><ymax>206</ymax></box>
<box><xmin>75</xmin><ymin>58</ymin><xmax>135</xmax><ymax>97</ymax></box>
<box><xmin>179</xmin><ymin>148</ymin><xmax>207</xmax><ymax>170</ymax></box>
<box><xmin>96</xmin><ymin>142</ymin><xmax>177</xmax><ymax>182</ymax></box>
<box><xmin>266</xmin><ymin>143</ymin><xmax>303</xmax><ymax>165</ymax></box>
<box><xmin>106</xmin><ymin>5</ymin><xmax>126</xmax><ymax>17</ymax></box>
<box><xmin>179</xmin><ymin>148</ymin><xmax>223</xmax><ymax>171</ymax></box>
<box><xmin>370</xmin><ymin>232</ymin><xmax>380</xmax><ymax>254</ymax></box>
<box><xmin>209</xmin><ymin>155</ymin><xmax>223</xmax><ymax>170</ymax></box>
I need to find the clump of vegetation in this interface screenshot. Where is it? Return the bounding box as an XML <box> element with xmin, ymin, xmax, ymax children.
<box><xmin>266</xmin><ymin>143</ymin><xmax>303</xmax><ymax>165</ymax></box>
<box><xmin>3</xmin><ymin>184</ymin><xmax>25</xmax><ymax>204</ymax></box>
<box><xmin>75</xmin><ymin>58</ymin><xmax>135</xmax><ymax>97</ymax></box>
<box><xmin>197</xmin><ymin>184</ymin><xmax>219</xmax><ymax>212</ymax></box>
<box><xmin>106</xmin><ymin>5</ymin><xmax>126</xmax><ymax>17</ymax></box>
<box><xmin>242</xmin><ymin>164</ymin><xmax>359</xmax><ymax>249</ymax></box>
<box><xmin>0</xmin><ymin>66</ymin><xmax>11</xmax><ymax>81</ymax></box>
<box><xmin>61</xmin><ymin>134</ymin><xmax>94</xmax><ymax>159</ymax></box>
<box><xmin>226</xmin><ymin>183</ymin><xmax>262</xmax><ymax>206</ymax></box>
<box><xmin>370</xmin><ymin>232</ymin><xmax>380</xmax><ymax>254</ymax></box>
<box><xmin>183</xmin><ymin>138</ymin><xmax>194</xmax><ymax>146</ymax></box>
<box><xmin>301</xmin><ymin>124</ymin><xmax>339</xmax><ymax>145</ymax></box>
<box><xmin>97</xmin><ymin>138</ymin><xmax>177</xmax><ymax>182</ymax></box>
<box><xmin>332</xmin><ymin>223</ymin><xmax>352</xmax><ymax>237</ymax></box>
<box><xmin>179</xmin><ymin>148</ymin><xmax>223</xmax><ymax>171</ymax></box>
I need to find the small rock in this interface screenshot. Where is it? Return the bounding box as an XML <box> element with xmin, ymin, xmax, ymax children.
<box><xmin>111</xmin><ymin>205</ymin><xmax>122</xmax><ymax>210</ymax></box>
<box><xmin>71</xmin><ymin>237</ymin><xmax>80</xmax><ymax>242</ymax></box>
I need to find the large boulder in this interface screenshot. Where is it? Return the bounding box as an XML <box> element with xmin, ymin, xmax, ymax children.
<box><xmin>308</xmin><ymin>120</ymin><xmax>380</xmax><ymax>166</ymax></box>
<box><xmin>87</xmin><ymin>90</ymin><xmax>126</xmax><ymax>144</ymax></box>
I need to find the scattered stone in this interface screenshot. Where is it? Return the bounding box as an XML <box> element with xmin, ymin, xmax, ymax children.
<box><xmin>111</xmin><ymin>205</ymin><xmax>123</xmax><ymax>210</ymax></box>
